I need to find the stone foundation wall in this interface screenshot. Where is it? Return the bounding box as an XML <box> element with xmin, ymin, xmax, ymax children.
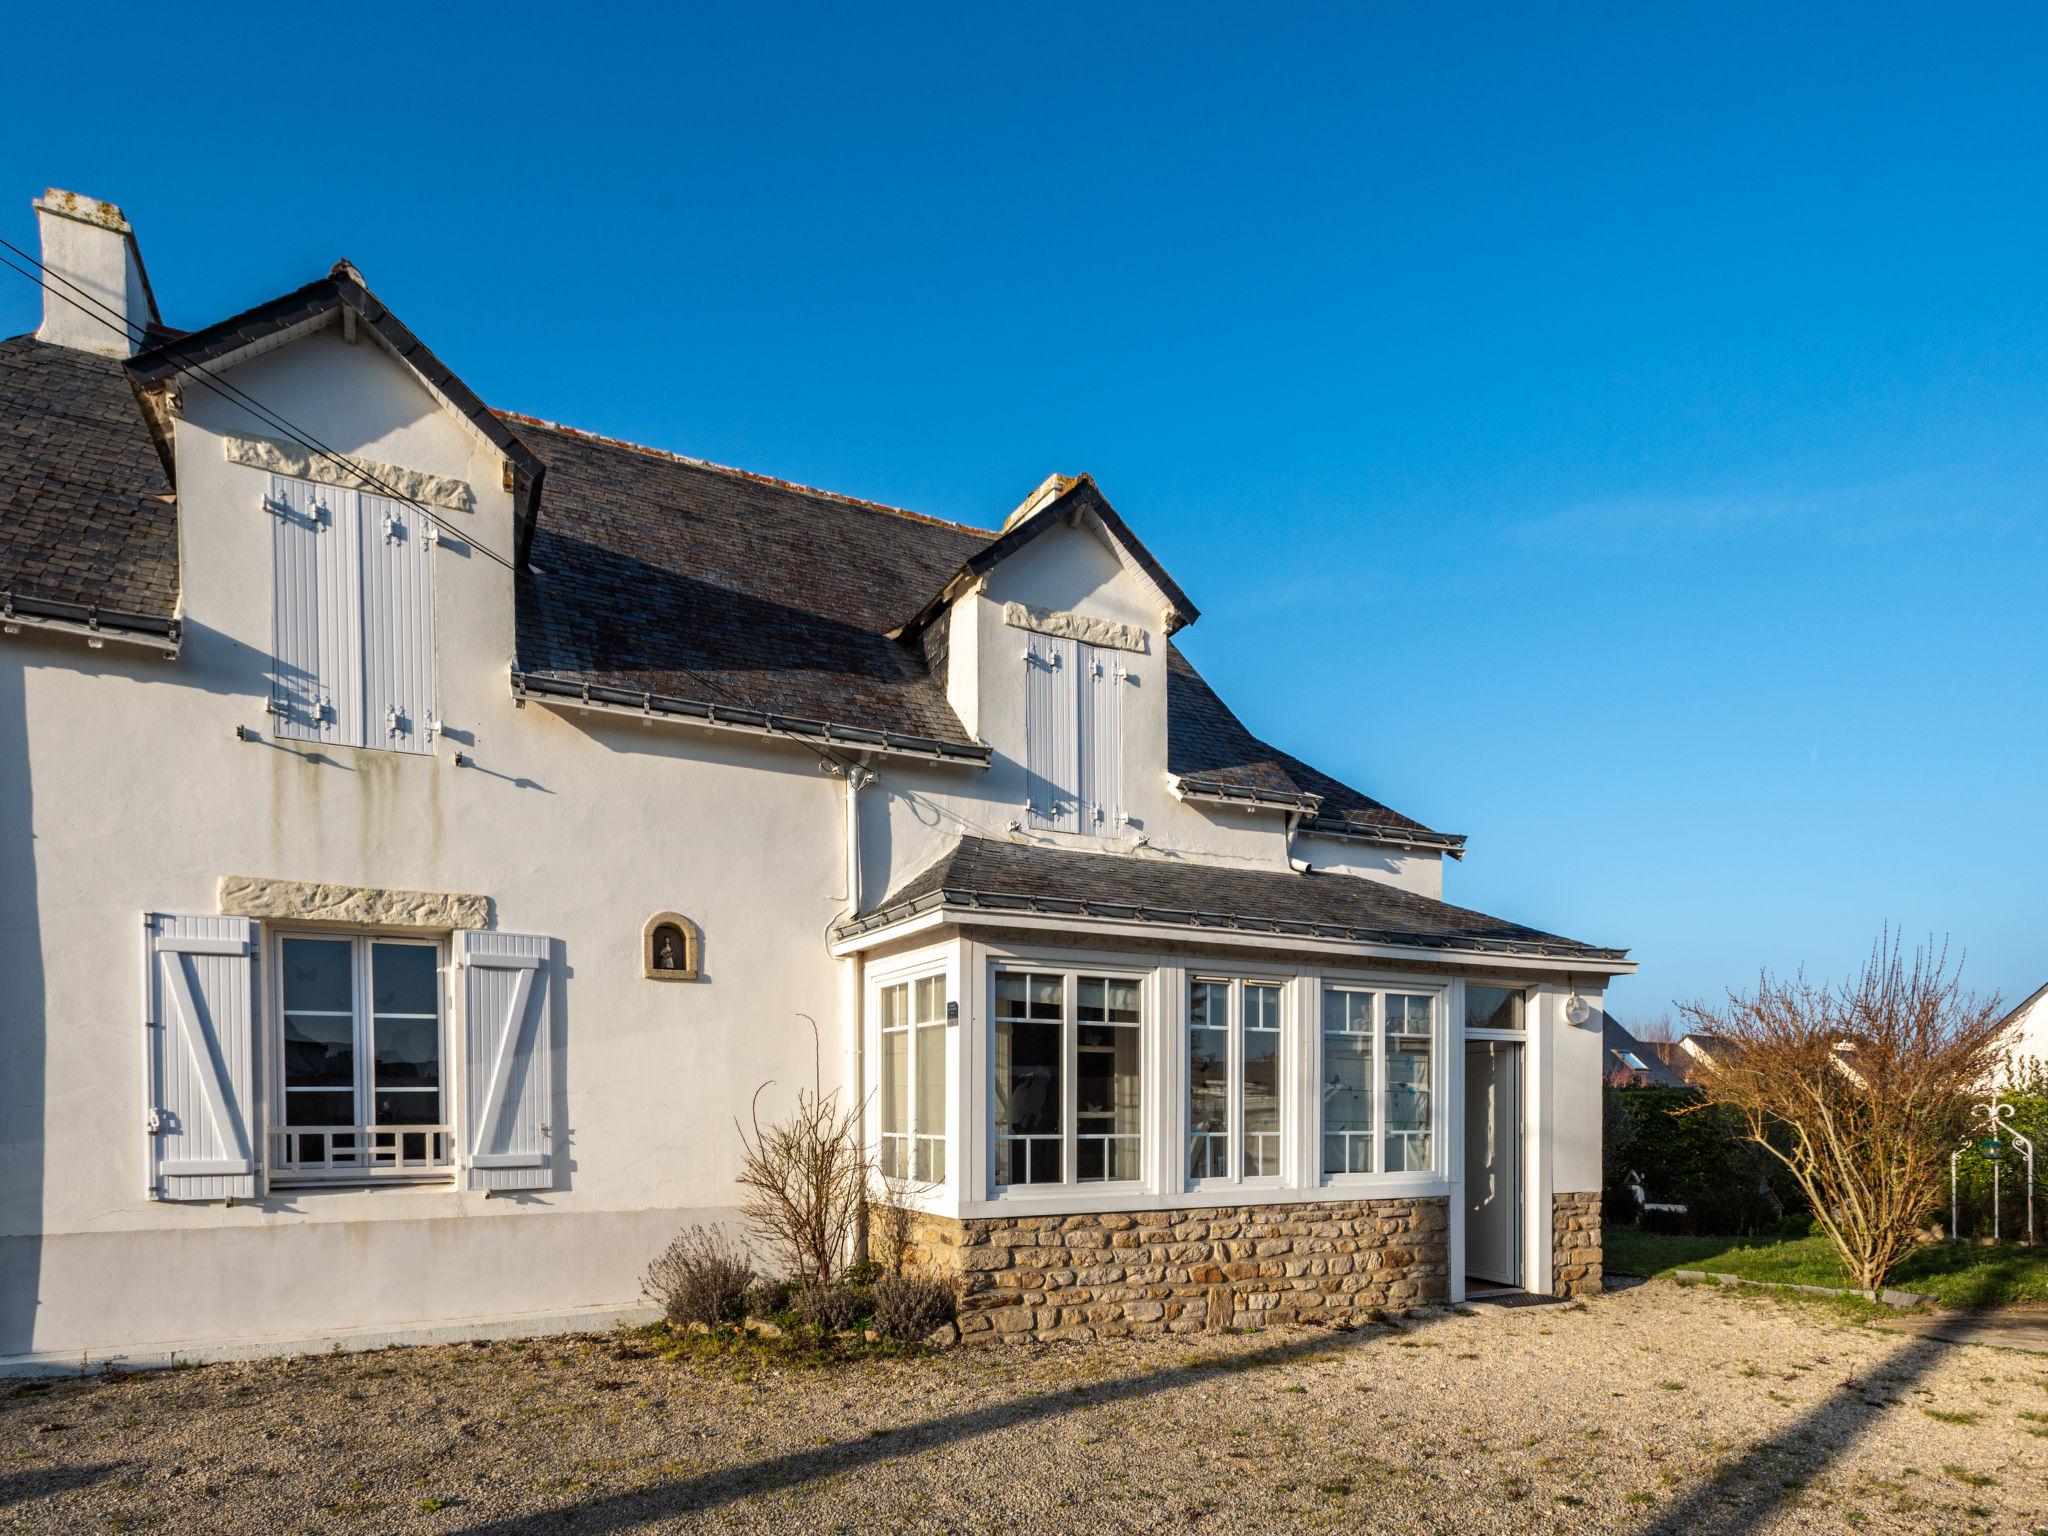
<box><xmin>887</xmin><ymin>1197</ymin><xmax>1449</xmax><ymax>1342</ymax></box>
<box><xmin>1551</xmin><ymin>1190</ymin><xmax>1602</xmax><ymax>1298</ymax></box>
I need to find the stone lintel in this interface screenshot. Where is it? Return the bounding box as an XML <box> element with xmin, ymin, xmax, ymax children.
<box><xmin>218</xmin><ymin>874</ymin><xmax>489</xmax><ymax>930</ymax></box>
<box><xmin>1001</xmin><ymin>601</ymin><xmax>1148</xmax><ymax>654</ymax></box>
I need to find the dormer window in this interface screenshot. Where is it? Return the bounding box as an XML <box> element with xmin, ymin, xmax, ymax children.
<box><xmin>267</xmin><ymin>472</ymin><xmax>436</xmax><ymax>754</ymax></box>
<box><xmin>1023</xmin><ymin>635</ymin><xmax>1124</xmax><ymax>833</ymax></box>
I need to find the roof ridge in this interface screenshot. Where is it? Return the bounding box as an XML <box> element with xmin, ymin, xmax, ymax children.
<box><xmin>494</xmin><ymin>409</ymin><xmax>997</xmax><ymax>540</ymax></box>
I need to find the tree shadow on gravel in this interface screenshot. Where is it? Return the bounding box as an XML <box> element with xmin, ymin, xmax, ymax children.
<box><xmin>445</xmin><ymin>1323</ymin><xmax>1390</xmax><ymax>1535</ymax></box>
<box><xmin>1633</xmin><ymin>1319</ymin><xmax>1969</xmax><ymax>1536</ymax></box>
<box><xmin>0</xmin><ymin>1463</ymin><xmax>124</xmax><ymax>1509</ymax></box>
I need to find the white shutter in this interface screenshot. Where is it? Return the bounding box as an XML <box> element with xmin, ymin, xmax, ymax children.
<box><xmin>460</xmin><ymin>931</ymin><xmax>553</xmax><ymax>1192</ymax></box>
<box><xmin>359</xmin><ymin>492</ymin><xmax>437</xmax><ymax>754</ymax></box>
<box><xmin>1024</xmin><ymin>634</ymin><xmax>1080</xmax><ymax>832</ymax></box>
<box><xmin>144</xmin><ymin>914</ymin><xmax>259</xmax><ymax>1201</ymax></box>
<box><xmin>1078</xmin><ymin>642</ymin><xmax>1124</xmax><ymax>831</ymax></box>
<box><xmin>268</xmin><ymin>473</ymin><xmax>362</xmax><ymax>746</ymax></box>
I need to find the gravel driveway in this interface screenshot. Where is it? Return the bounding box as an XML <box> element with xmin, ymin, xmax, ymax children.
<box><xmin>4</xmin><ymin>1280</ymin><xmax>2045</xmax><ymax>1534</ymax></box>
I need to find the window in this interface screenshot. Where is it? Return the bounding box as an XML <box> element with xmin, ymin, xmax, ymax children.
<box><xmin>1321</xmin><ymin>984</ymin><xmax>1439</xmax><ymax>1177</ymax></box>
<box><xmin>1465</xmin><ymin>984</ymin><xmax>1526</xmax><ymax>1032</ymax></box>
<box><xmin>1023</xmin><ymin>635</ymin><xmax>1124</xmax><ymax>834</ymax></box>
<box><xmin>269</xmin><ymin>472</ymin><xmax>436</xmax><ymax>754</ymax></box>
<box><xmin>1188</xmin><ymin>978</ymin><xmax>1284</xmax><ymax>1183</ymax></box>
<box><xmin>879</xmin><ymin>975</ymin><xmax>948</xmax><ymax>1183</ymax></box>
<box><xmin>272</xmin><ymin>933</ymin><xmax>451</xmax><ymax>1181</ymax></box>
<box><xmin>995</xmin><ymin>968</ymin><xmax>1142</xmax><ymax>1188</ymax></box>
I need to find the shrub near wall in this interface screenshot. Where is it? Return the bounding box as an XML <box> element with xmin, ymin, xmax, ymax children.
<box><xmin>1603</xmin><ymin>1086</ymin><xmax>1796</xmax><ymax>1235</ymax></box>
<box><xmin>1950</xmin><ymin>1063</ymin><xmax>2048</xmax><ymax>1240</ymax></box>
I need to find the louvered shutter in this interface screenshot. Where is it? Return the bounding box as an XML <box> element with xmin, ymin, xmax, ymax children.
<box><xmin>1024</xmin><ymin>634</ymin><xmax>1080</xmax><ymax>832</ymax></box>
<box><xmin>1078</xmin><ymin>642</ymin><xmax>1124</xmax><ymax>831</ymax></box>
<box><xmin>460</xmin><ymin>931</ymin><xmax>553</xmax><ymax>1191</ymax></box>
<box><xmin>358</xmin><ymin>492</ymin><xmax>437</xmax><ymax>754</ymax></box>
<box><xmin>144</xmin><ymin>914</ymin><xmax>259</xmax><ymax>1201</ymax></box>
<box><xmin>268</xmin><ymin>473</ymin><xmax>362</xmax><ymax>745</ymax></box>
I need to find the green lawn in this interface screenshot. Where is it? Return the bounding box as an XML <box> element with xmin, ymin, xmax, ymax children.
<box><xmin>1606</xmin><ymin>1226</ymin><xmax>2048</xmax><ymax>1309</ymax></box>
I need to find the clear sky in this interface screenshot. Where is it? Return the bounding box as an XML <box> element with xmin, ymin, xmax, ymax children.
<box><xmin>4</xmin><ymin>4</ymin><xmax>2041</xmax><ymax>1023</ymax></box>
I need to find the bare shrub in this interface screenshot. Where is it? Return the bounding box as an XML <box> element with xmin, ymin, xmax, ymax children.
<box><xmin>791</xmin><ymin>1281</ymin><xmax>866</xmax><ymax>1334</ymax></box>
<box><xmin>742</xmin><ymin>1278</ymin><xmax>793</xmax><ymax>1319</ymax></box>
<box><xmin>871</xmin><ymin>1274</ymin><xmax>957</xmax><ymax>1342</ymax></box>
<box><xmin>735</xmin><ymin>1016</ymin><xmax>871</xmax><ymax>1288</ymax></box>
<box><xmin>643</xmin><ymin>1225</ymin><xmax>753</xmax><ymax>1328</ymax></box>
<box><xmin>1682</xmin><ymin>931</ymin><xmax>2007</xmax><ymax>1290</ymax></box>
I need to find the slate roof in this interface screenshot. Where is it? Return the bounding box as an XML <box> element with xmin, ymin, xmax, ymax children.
<box><xmin>2</xmin><ymin>281</ymin><xmax>1457</xmax><ymax>843</ymax></box>
<box><xmin>1166</xmin><ymin>646</ymin><xmax>1463</xmax><ymax>852</ymax></box>
<box><xmin>508</xmin><ymin>415</ymin><xmax>993</xmax><ymax>751</ymax></box>
<box><xmin>0</xmin><ymin>335</ymin><xmax>177</xmax><ymax>624</ymax></box>
<box><xmin>835</xmin><ymin>835</ymin><xmax>1624</xmax><ymax>961</ymax></box>
<box><xmin>1603</xmin><ymin>1014</ymin><xmax>1690</xmax><ymax>1087</ymax></box>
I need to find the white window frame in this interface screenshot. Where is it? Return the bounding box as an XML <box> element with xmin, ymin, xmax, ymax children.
<box><xmin>267</xmin><ymin>928</ymin><xmax>454</xmax><ymax>1186</ymax></box>
<box><xmin>1314</xmin><ymin>975</ymin><xmax>1449</xmax><ymax>1186</ymax></box>
<box><xmin>877</xmin><ymin>970</ymin><xmax>950</xmax><ymax>1187</ymax></box>
<box><xmin>990</xmin><ymin>960</ymin><xmax>1148</xmax><ymax>1195</ymax></box>
<box><xmin>1186</xmin><ymin>974</ymin><xmax>1287</xmax><ymax>1192</ymax></box>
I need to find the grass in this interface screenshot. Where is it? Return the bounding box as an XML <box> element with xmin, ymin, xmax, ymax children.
<box><xmin>1605</xmin><ymin>1228</ymin><xmax>2048</xmax><ymax>1308</ymax></box>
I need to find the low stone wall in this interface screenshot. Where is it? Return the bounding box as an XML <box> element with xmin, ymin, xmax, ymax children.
<box><xmin>1552</xmin><ymin>1190</ymin><xmax>1602</xmax><ymax>1298</ymax></box>
<box><xmin>887</xmin><ymin>1197</ymin><xmax>1448</xmax><ymax>1342</ymax></box>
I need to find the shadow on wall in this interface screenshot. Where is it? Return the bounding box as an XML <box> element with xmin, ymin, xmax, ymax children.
<box><xmin>0</xmin><ymin>652</ymin><xmax>45</xmax><ymax>1357</ymax></box>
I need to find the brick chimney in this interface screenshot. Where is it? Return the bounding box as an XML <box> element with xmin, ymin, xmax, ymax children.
<box><xmin>32</xmin><ymin>189</ymin><xmax>159</xmax><ymax>357</ymax></box>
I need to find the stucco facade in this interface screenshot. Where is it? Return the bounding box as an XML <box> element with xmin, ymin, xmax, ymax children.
<box><xmin>0</xmin><ymin>191</ymin><xmax>1629</xmax><ymax>1367</ymax></box>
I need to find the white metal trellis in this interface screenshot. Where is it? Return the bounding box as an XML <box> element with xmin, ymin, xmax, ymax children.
<box><xmin>1950</xmin><ymin>1094</ymin><xmax>2036</xmax><ymax>1247</ymax></box>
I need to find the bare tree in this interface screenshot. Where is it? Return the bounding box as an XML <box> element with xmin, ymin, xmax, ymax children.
<box><xmin>1681</xmin><ymin>932</ymin><xmax>2006</xmax><ymax>1290</ymax></box>
<box><xmin>1629</xmin><ymin>1013</ymin><xmax>1682</xmax><ymax>1045</ymax></box>
<box><xmin>735</xmin><ymin>1016</ymin><xmax>871</xmax><ymax>1288</ymax></box>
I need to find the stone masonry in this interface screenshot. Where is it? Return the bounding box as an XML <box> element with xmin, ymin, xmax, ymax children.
<box><xmin>889</xmin><ymin>1197</ymin><xmax>1449</xmax><ymax>1343</ymax></box>
<box><xmin>1551</xmin><ymin>1190</ymin><xmax>1602</xmax><ymax>1298</ymax></box>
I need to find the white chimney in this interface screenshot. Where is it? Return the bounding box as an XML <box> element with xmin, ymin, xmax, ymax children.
<box><xmin>32</xmin><ymin>189</ymin><xmax>158</xmax><ymax>357</ymax></box>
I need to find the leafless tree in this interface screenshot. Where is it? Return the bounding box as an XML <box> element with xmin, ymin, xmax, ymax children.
<box><xmin>1681</xmin><ymin>932</ymin><xmax>2006</xmax><ymax>1290</ymax></box>
<box><xmin>1629</xmin><ymin>1012</ymin><xmax>1682</xmax><ymax>1044</ymax></box>
<box><xmin>735</xmin><ymin>1015</ymin><xmax>871</xmax><ymax>1288</ymax></box>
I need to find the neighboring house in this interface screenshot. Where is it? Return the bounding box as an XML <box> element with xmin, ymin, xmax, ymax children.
<box><xmin>1641</xmin><ymin>1030</ymin><xmax>1740</xmax><ymax>1086</ymax></box>
<box><xmin>1602</xmin><ymin>1014</ymin><xmax>1688</xmax><ymax>1088</ymax></box>
<box><xmin>0</xmin><ymin>189</ymin><xmax>1634</xmax><ymax>1369</ymax></box>
<box><xmin>1996</xmin><ymin>982</ymin><xmax>2048</xmax><ymax>1079</ymax></box>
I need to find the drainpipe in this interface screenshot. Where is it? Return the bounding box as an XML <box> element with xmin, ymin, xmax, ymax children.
<box><xmin>836</xmin><ymin>764</ymin><xmax>875</xmax><ymax>1259</ymax></box>
<box><xmin>1283</xmin><ymin>807</ymin><xmax>1310</xmax><ymax>873</ymax></box>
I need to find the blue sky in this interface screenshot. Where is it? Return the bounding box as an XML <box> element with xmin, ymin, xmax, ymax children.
<box><xmin>4</xmin><ymin>5</ymin><xmax>2041</xmax><ymax>1022</ymax></box>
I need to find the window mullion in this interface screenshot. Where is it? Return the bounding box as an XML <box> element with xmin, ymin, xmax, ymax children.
<box><xmin>1064</xmin><ymin>970</ymin><xmax>1077</xmax><ymax>1189</ymax></box>
<box><xmin>354</xmin><ymin>937</ymin><xmax>372</xmax><ymax>1132</ymax></box>
<box><xmin>1229</xmin><ymin>980</ymin><xmax>1244</xmax><ymax>1185</ymax></box>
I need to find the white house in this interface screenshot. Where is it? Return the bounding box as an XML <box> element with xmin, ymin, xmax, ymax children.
<box><xmin>1998</xmin><ymin>983</ymin><xmax>2048</xmax><ymax>1080</ymax></box>
<box><xmin>0</xmin><ymin>189</ymin><xmax>1633</xmax><ymax>1370</ymax></box>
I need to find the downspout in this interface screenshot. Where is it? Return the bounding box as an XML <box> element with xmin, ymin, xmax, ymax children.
<box><xmin>835</xmin><ymin>764</ymin><xmax>875</xmax><ymax>1259</ymax></box>
<box><xmin>1284</xmin><ymin>807</ymin><xmax>1310</xmax><ymax>873</ymax></box>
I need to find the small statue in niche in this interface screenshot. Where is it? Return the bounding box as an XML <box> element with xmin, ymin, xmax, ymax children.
<box><xmin>642</xmin><ymin>913</ymin><xmax>698</xmax><ymax>981</ymax></box>
<box><xmin>653</xmin><ymin>926</ymin><xmax>683</xmax><ymax>971</ymax></box>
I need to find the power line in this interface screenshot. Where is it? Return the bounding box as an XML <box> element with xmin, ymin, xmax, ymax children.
<box><xmin>0</xmin><ymin>240</ymin><xmax>874</xmax><ymax>779</ymax></box>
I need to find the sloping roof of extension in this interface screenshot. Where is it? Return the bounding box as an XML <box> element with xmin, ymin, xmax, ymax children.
<box><xmin>835</xmin><ymin>835</ymin><xmax>1626</xmax><ymax>963</ymax></box>
<box><xmin>1602</xmin><ymin>1014</ymin><xmax>1690</xmax><ymax>1087</ymax></box>
<box><xmin>0</xmin><ymin>335</ymin><xmax>178</xmax><ymax>629</ymax></box>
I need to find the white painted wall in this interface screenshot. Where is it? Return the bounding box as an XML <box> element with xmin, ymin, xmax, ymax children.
<box><xmin>0</xmin><ymin>317</ymin><xmax>1616</xmax><ymax>1361</ymax></box>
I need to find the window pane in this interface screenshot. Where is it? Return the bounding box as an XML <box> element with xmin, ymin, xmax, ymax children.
<box><xmin>374</xmin><ymin>1089</ymin><xmax>440</xmax><ymax>1126</ymax></box>
<box><xmin>370</xmin><ymin>943</ymin><xmax>437</xmax><ymax>1015</ymax></box>
<box><xmin>281</xmin><ymin>937</ymin><xmax>352</xmax><ymax>1015</ymax></box>
<box><xmin>915</xmin><ymin>1021</ymin><xmax>947</xmax><ymax>1149</ymax></box>
<box><xmin>373</xmin><ymin>1016</ymin><xmax>440</xmax><ymax>1088</ymax></box>
<box><xmin>915</xmin><ymin>975</ymin><xmax>945</xmax><ymax>1023</ymax></box>
<box><xmin>1322</xmin><ymin>987</ymin><xmax>1373</xmax><ymax>1175</ymax></box>
<box><xmin>1188</xmin><ymin>981</ymin><xmax>1229</xmax><ymax>1180</ymax></box>
<box><xmin>1465</xmin><ymin>984</ymin><xmax>1524</xmax><ymax>1031</ymax></box>
<box><xmin>880</xmin><ymin>981</ymin><xmax>908</xmax><ymax>1031</ymax></box>
<box><xmin>1243</xmin><ymin>983</ymin><xmax>1281</xmax><ymax>1176</ymax></box>
<box><xmin>996</xmin><ymin>973</ymin><xmax>1061</xmax><ymax>1185</ymax></box>
<box><xmin>285</xmin><ymin>1012</ymin><xmax>354</xmax><ymax>1089</ymax></box>
<box><xmin>1385</xmin><ymin>994</ymin><xmax>1433</xmax><ymax>1172</ymax></box>
<box><xmin>1078</xmin><ymin>976</ymin><xmax>1139</xmax><ymax>1182</ymax></box>
<box><xmin>880</xmin><ymin>1016</ymin><xmax>909</xmax><ymax>1138</ymax></box>
<box><xmin>285</xmin><ymin>1088</ymin><xmax>354</xmax><ymax>1127</ymax></box>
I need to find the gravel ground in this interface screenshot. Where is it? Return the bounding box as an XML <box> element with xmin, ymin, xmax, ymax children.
<box><xmin>4</xmin><ymin>1280</ymin><xmax>2046</xmax><ymax>1535</ymax></box>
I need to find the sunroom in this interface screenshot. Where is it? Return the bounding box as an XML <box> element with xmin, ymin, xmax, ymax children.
<box><xmin>833</xmin><ymin>837</ymin><xmax>1632</xmax><ymax>1335</ymax></box>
